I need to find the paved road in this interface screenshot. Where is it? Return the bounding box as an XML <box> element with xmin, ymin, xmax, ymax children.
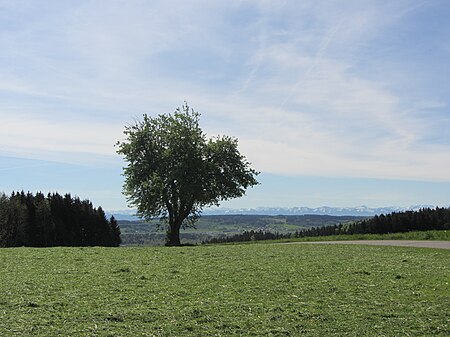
<box><xmin>284</xmin><ymin>240</ymin><xmax>450</xmax><ymax>250</ymax></box>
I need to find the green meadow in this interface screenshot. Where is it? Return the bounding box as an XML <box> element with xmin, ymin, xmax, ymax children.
<box><xmin>1</xmin><ymin>244</ymin><xmax>448</xmax><ymax>336</ymax></box>
<box><xmin>265</xmin><ymin>230</ymin><xmax>450</xmax><ymax>244</ymax></box>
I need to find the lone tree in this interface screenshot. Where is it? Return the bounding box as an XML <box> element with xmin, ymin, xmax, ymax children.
<box><xmin>116</xmin><ymin>103</ymin><xmax>259</xmax><ymax>246</ymax></box>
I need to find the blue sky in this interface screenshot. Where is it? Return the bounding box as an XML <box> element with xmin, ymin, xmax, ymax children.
<box><xmin>0</xmin><ymin>1</ymin><xmax>449</xmax><ymax>211</ymax></box>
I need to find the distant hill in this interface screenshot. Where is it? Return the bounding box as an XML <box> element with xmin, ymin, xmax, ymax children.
<box><xmin>106</xmin><ymin>209</ymin><xmax>138</xmax><ymax>221</ymax></box>
<box><xmin>118</xmin><ymin>214</ymin><xmax>368</xmax><ymax>246</ymax></box>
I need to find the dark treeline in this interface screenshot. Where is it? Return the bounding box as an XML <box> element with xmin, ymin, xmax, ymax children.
<box><xmin>203</xmin><ymin>230</ymin><xmax>291</xmax><ymax>244</ymax></box>
<box><xmin>203</xmin><ymin>207</ymin><xmax>450</xmax><ymax>244</ymax></box>
<box><xmin>302</xmin><ymin>207</ymin><xmax>450</xmax><ymax>237</ymax></box>
<box><xmin>0</xmin><ymin>191</ymin><xmax>121</xmax><ymax>247</ymax></box>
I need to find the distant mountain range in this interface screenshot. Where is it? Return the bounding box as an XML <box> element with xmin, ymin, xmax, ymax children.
<box><xmin>107</xmin><ymin>205</ymin><xmax>437</xmax><ymax>220</ymax></box>
<box><xmin>203</xmin><ymin>205</ymin><xmax>437</xmax><ymax>216</ymax></box>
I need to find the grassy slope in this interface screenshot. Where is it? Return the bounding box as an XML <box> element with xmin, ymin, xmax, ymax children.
<box><xmin>263</xmin><ymin>230</ymin><xmax>450</xmax><ymax>244</ymax></box>
<box><xmin>0</xmin><ymin>244</ymin><xmax>449</xmax><ymax>336</ymax></box>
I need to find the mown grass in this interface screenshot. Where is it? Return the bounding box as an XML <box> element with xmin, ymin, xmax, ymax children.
<box><xmin>0</xmin><ymin>244</ymin><xmax>448</xmax><ymax>336</ymax></box>
<box><xmin>267</xmin><ymin>230</ymin><xmax>450</xmax><ymax>244</ymax></box>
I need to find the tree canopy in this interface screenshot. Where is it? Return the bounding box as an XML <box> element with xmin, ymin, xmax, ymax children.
<box><xmin>0</xmin><ymin>191</ymin><xmax>121</xmax><ymax>247</ymax></box>
<box><xmin>203</xmin><ymin>207</ymin><xmax>450</xmax><ymax>244</ymax></box>
<box><xmin>116</xmin><ymin>103</ymin><xmax>259</xmax><ymax>245</ymax></box>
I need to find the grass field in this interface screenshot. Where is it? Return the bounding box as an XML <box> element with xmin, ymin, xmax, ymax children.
<box><xmin>0</xmin><ymin>244</ymin><xmax>449</xmax><ymax>336</ymax></box>
<box><xmin>263</xmin><ymin>230</ymin><xmax>450</xmax><ymax>244</ymax></box>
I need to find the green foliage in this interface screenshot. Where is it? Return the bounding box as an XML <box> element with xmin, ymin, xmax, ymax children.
<box><xmin>282</xmin><ymin>207</ymin><xmax>450</xmax><ymax>241</ymax></box>
<box><xmin>0</xmin><ymin>244</ymin><xmax>448</xmax><ymax>336</ymax></box>
<box><xmin>244</xmin><ymin>230</ymin><xmax>450</xmax><ymax>245</ymax></box>
<box><xmin>201</xmin><ymin>208</ymin><xmax>450</xmax><ymax>244</ymax></box>
<box><xmin>0</xmin><ymin>191</ymin><xmax>121</xmax><ymax>247</ymax></box>
<box><xmin>352</xmin><ymin>207</ymin><xmax>450</xmax><ymax>233</ymax></box>
<box><xmin>116</xmin><ymin>103</ymin><xmax>259</xmax><ymax>245</ymax></box>
<box><xmin>118</xmin><ymin>215</ymin><xmax>367</xmax><ymax>246</ymax></box>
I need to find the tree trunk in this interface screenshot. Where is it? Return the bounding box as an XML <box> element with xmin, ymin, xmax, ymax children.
<box><xmin>165</xmin><ymin>221</ymin><xmax>181</xmax><ymax>246</ymax></box>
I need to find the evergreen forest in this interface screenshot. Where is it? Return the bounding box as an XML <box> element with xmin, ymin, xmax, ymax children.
<box><xmin>0</xmin><ymin>191</ymin><xmax>121</xmax><ymax>247</ymax></box>
<box><xmin>204</xmin><ymin>207</ymin><xmax>450</xmax><ymax>244</ymax></box>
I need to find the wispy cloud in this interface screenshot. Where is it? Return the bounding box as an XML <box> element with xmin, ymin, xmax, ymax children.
<box><xmin>0</xmin><ymin>0</ymin><xmax>449</xmax><ymax>184</ymax></box>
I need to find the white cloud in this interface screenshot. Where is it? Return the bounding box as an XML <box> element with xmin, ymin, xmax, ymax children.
<box><xmin>0</xmin><ymin>0</ymin><xmax>449</xmax><ymax>183</ymax></box>
<box><xmin>0</xmin><ymin>112</ymin><xmax>122</xmax><ymax>165</ymax></box>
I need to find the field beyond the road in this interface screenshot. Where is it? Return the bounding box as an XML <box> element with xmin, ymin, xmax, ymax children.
<box><xmin>1</xmin><ymin>244</ymin><xmax>449</xmax><ymax>336</ymax></box>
